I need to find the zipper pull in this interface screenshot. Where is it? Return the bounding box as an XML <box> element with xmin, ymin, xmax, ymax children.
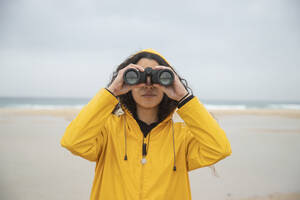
<box><xmin>142</xmin><ymin>143</ymin><xmax>147</xmax><ymax>156</ymax></box>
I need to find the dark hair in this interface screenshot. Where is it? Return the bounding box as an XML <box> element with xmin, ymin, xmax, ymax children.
<box><xmin>107</xmin><ymin>51</ymin><xmax>193</xmax><ymax>121</ymax></box>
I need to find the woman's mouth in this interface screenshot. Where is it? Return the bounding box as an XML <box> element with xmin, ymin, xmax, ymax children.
<box><xmin>142</xmin><ymin>93</ymin><xmax>156</xmax><ymax>97</ymax></box>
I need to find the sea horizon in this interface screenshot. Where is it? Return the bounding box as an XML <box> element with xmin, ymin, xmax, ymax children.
<box><xmin>0</xmin><ymin>96</ymin><xmax>300</xmax><ymax>110</ymax></box>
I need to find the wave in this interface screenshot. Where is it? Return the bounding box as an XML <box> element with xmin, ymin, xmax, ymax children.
<box><xmin>1</xmin><ymin>101</ymin><xmax>300</xmax><ymax>110</ymax></box>
<box><xmin>206</xmin><ymin>104</ymin><xmax>300</xmax><ymax>110</ymax></box>
<box><xmin>267</xmin><ymin>104</ymin><xmax>300</xmax><ymax>110</ymax></box>
<box><xmin>0</xmin><ymin>104</ymin><xmax>85</xmax><ymax>110</ymax></box>
<box><xmin>205</xmin><ymin>104</ymin><xmax>248</xmax><ymax>110</ymax></box>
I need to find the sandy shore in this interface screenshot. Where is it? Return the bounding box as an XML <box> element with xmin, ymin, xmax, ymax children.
<box><xmin>1</xmin><ymin>108</ymin><xmax>300</xmax><ymax>200</ymax></box>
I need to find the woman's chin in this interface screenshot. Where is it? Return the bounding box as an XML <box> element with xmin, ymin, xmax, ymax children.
<box><xmin>139</xmin><ymin>103</ymin><xmax>159</xmax><ymax>109</ymax></box>
<box><xmin>138</xmin><ymin>99</ymin><xmax>161</xmax><ymax>109</ymax></box>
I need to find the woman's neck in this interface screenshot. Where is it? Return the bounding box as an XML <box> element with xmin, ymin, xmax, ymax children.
<box><xmin>136</xmin><ymin>106</ymin><xmax>158</xmax><ymax>125</ymax></box>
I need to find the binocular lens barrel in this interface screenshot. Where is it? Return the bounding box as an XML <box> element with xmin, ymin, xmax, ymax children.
<box><xmin>158</xmin><ymin>70</ymin><xmax>173</xmax><ymax>86</ymax></box>
<box><xmin>124</xmin><ymin>69</ymin><xmax>139</xmax><ymax>85</ymax></box>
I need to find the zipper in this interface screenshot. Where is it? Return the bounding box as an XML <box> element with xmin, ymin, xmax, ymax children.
<box><xmin>140</xmin><ymin>163</ymin><xmax>145</xmax><ymax>199</ymax></box>
<box><xmin>124</xmin><ymin>112</ymin><xmax>167</xmax><ymax>199</ymax></box>
<box><xmin>140</xmin><ymin>136</ymin><xmax>147</xmax><ymax>200</ymax></box>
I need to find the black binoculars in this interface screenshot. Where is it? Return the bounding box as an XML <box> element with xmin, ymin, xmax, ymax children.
<box><xmin>123</xmin><ymin>67</ymin><xmax>174</xmax><ymax>86</ymax></box>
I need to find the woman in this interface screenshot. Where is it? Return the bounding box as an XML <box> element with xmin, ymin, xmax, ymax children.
<box><xmin>60</xmin><ymin>48</ymin><xmax>232</xmax><ymax>200</ymax></box>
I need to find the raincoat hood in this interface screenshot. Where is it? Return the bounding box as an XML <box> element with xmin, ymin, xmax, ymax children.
<box><xmin>132</xmin><ymin>48</ymin><xmax>171</xmax><ymax>66</ymax></box>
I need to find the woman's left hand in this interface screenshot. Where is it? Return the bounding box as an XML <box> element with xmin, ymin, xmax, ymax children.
<box><xmin>153</xmin><ymin>66</ymin><xmax>189</xmax><ymax>101</ymax></box>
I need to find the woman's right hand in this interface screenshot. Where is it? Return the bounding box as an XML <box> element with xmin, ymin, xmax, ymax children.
<box><xmin>107</xmin><ymin>64</ymin><xmax>145</xmax><ymax>96</ymax></box>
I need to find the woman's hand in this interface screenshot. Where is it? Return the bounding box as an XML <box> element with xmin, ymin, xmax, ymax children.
<box><xmin>153</xmin><ymin>66</ymin><xmax>189</xmax><ymax>101</ymax></box>
<box><xmin>107</xmin><ymin>64</ymin><xmax>145</xmax><ymax>96</ymax></box>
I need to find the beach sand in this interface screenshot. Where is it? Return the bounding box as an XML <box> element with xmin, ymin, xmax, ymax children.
<box><xmin>0</xmin><ymin>108</ymin><xmax>300</xmax><ymax>200</ymax></box>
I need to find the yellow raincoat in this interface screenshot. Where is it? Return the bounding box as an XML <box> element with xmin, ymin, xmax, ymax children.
<box><xmin>60</xmin><ymin>49</ymin><xmax>232</xmax><ymax>200</ymax></box>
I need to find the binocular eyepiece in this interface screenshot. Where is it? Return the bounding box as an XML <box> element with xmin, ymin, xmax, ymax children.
<box><xmin>123</xmin><ymin>67</ymin><xmax>174</xmax><ymax>86</ymax></box>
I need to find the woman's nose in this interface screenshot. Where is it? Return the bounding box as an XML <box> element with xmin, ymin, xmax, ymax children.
<box><xmin>146</xmin><ymin>76</ymin><xmax>152</xmax><ymax>86</ymax></box>
<box><xmin>144</xmin><ymin>76</ymin><xmax>153</xmax><ymax>88</ymax></box>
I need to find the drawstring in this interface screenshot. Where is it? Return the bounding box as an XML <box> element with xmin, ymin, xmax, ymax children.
<box><xmin>124</xmin><ymin>115</ymin><xmax>128</xmax><ymax>161</ymax></box>
<box><xmin>172</xmin><ymin>120</ymin><xmax>176</xmax><ymax>171</ymax></box>
<box><xmin>146</xmin><ymin>131</ymin><xmax>151</xmax><ymax>156</ymax></box>
<box><xmin>123</xmin><ymin>114</ymin><xmax>177</xmax><ymax>172</ymax></box>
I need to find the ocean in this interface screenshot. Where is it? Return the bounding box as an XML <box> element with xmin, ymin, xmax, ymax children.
<box><xmin>0</xmin><ymin>97</ymin><xmax>300</xmax><ymax>110</ymax></box>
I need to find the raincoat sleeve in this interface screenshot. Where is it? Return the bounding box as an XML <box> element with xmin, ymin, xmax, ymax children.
<box><xmin>176</xmin><ymin>96</ymin><xmax>232</xmax><ymax>171</ymax></box>
<box><xmin>60</xmin><ymin>88</ymin><xmax>119</xmax><ymax>162</ymax></box>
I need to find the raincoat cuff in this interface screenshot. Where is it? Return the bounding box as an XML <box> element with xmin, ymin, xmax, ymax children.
<box><xmin>96</xmin><ymin>88</ymin><xmax>119</xmax><ymax>107</ymax></box>
<box><xmin>176</xmin><ymin>96</ymin><xmax>206</xmax><ymax>119</ymax></box>
<box><xmin>177</xmin><ymin>94</ymin><xmax>194</xmax><ymax>108</ymax></box>
<box><xmin>105</xmin><ymin>88</ymin><xmax>117</xmax><ymax>98</ymax></box>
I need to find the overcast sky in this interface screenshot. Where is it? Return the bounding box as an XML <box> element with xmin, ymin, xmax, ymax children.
<box><xmin>0</xmin><ymin>0</ymin><xmax>299</xmax><ymax>101</ymax></box>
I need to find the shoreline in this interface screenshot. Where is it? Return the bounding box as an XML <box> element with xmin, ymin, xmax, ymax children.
<box><xmin>209</xmin><ymin>109</ymin><xmax>300</xmax><ymax>118</ymax></box>
<box><xmin>1</xmin><ymin>107</ymin><xmax>300</xmax><ymax>118</ymax></box>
